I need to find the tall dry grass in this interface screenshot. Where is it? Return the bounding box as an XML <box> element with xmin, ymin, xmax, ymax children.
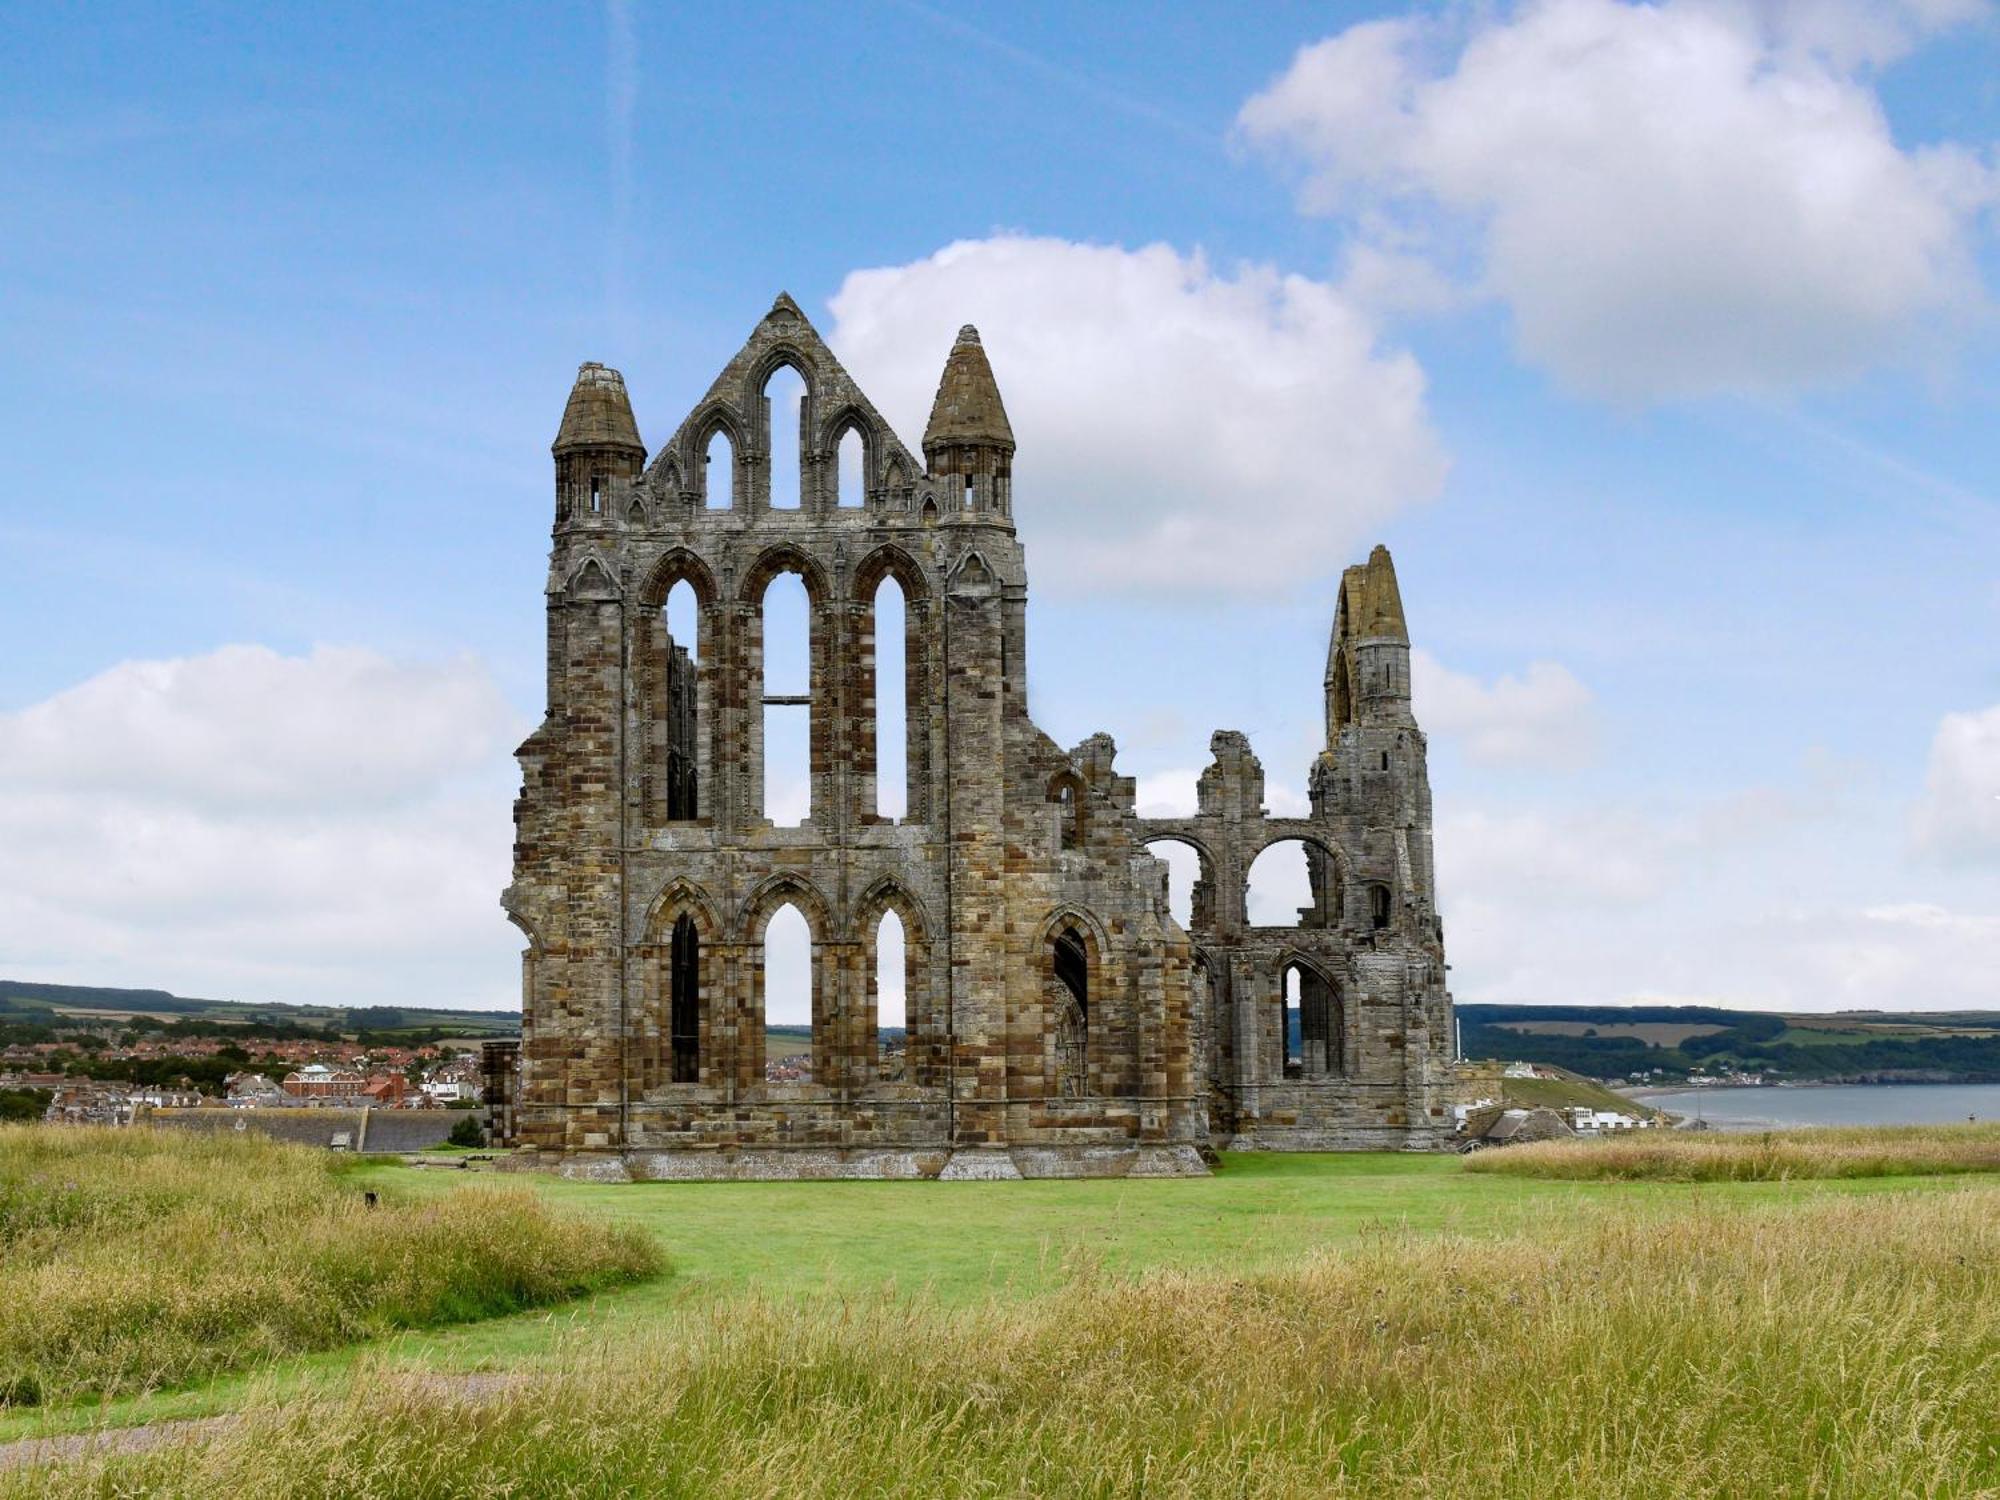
<box><xmin>0</xmin><ymin>1126</ymin><xmax>662</xmax><ymax>1406</ymax></box>
<box><xmin>1464</xmin><ymin>1121</ymin><xmax>2000</xmax><ymax>1181</ymax></box>
<box><xmin>19</xmin><ymin>1185</ymin><xmax>1999</xmax><ymax>1499</ymax></box>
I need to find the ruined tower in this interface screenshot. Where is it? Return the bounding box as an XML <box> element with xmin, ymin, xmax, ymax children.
<box><xmin>503</xmin><ymin>295</ymin><xmax>1454</xmax><ymax>1178</ymax></box>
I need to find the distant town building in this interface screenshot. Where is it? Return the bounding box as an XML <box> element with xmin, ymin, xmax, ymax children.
<box><xmin>1564</xmin><ymin>1106</ymin><xmax>1655</xmax><ymax>1134</ymax></box>
<box><xmin>282</xmin><ymin>1064</ymin><xmax>366</xmax><ymax>1102</ymax></box>
<box><xmin>225</xmin><ymin>1072</ymin><xmax>286</xmax><ymax>1107</ymax></box>
<box><xmin>360</xmin><ymin>1074</ymin><xmax>410</xmax><ymax>1107</ymax></box>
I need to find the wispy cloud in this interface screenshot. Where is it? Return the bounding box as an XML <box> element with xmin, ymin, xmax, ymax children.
<box><xmin>1744</xmin><ymin>401</ymin><xmax>2000</xmax><ymax>537</ymax></box>
<box><xmin>887</xmin><ymin>0</ymin><xmax>1217</xmax><ymax>152</ymax></box>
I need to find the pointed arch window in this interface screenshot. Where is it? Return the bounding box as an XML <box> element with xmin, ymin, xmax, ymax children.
<box><xmin>764</xmin><ymin>364</ymin><xmax>807</xmax><ymax>509</ymax></box>
<box><xmin>705</xmin><ymin>429</ymin><xmax>734</xmax><ymax>509</ymax></box>
<box><xmin>670</xmin><ymin>914</ymin><xmax>699</xmax><ymax>1082</ymax></box>
<box><xmin>874</xmin><ymin>574</ymin><xmax>907</xmax><ymax>821</ymax></box>
<box><xmin>760</xmin><ymin>570</ymin><xmax>811</xmax><ymax>826</ymax></box>
<box><xmin>875</xmin><ymin>909</ymin><xmax>905</xmax><ymax>1080</ymax></box>
<box><xmin>1051</xmin><ymin>926</ymin><xmax>1089</xmax><ymax>1099</ymax></box>
<box><xmin>837</xmin><ymin>425</ymin><xmax>866</xmax><ymax>508</ymax></box>
<box><xmin>666</xmin><ymin>581</ymin><xmax>700</xmax><ymax>820</ymax></box>
<box><xmin>1050</xmin><ymin>773</ymin><xmax>1085</xmax><ymax>850</ymax></box>
<box><xmin>1283</xmin><ymin>959</ymin><xmax>1342</xmax><ymax>1078</ymax></box>
<box><xmin>762</xmin><ymin>901</ymin><xmax>814</xmax><ymax>1081</ymax></box>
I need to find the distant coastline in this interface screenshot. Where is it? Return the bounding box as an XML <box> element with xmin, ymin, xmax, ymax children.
<box><xmin>1625</xmin><ymin>1073</ymin><xmax>1994</xmax><ymax>1101</ymax></box>
<box><xmin>1626</xmin><ymin>1081</ymin><xmax>2000</xmax><ymax>1131</ymax></box>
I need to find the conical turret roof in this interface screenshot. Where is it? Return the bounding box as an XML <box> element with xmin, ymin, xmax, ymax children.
<box><xmin>1338</xmin><ymin>544</ymin><xmax>1408</xmax><ymax>644</ymax></box>
<box><xmin>554</xmin><ymin>362</ymin><xmax>644</xmax><ymax>454</ymax></box>
<box><xmin>923</xmin><ymin>325</ymin><xmax>1014</xmax><ymax>452</ymax></box>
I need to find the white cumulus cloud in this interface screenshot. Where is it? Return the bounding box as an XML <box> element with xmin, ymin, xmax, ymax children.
<box><xmin>0</xmin><ymin>645</ymin><xmax>526</xmax><ymax>1009</ymax></box>
<box><xmin>1412</xmin><ymin>649</ymin><xmax>1594</xmax><ymax>765</ymax></box>
<box><xmin>828</xmin><ymin>235</ymin><xmax>1448</xmax><ymax>596</ymax></box>
<box><xmin>1913</xmin><ymin>702</ymin><xmax>2000</xmax><ymax>864</ymax></box>
<box><xmin>1238</xmin><ymin>0</ymin><xmax>1997</xmax><ymax>401</ymax></box>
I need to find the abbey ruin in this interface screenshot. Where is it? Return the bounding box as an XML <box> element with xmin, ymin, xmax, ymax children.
<box><xmin>501</xmin><ymin>295</ymin><xmax>1456</xmax><ymax>1178</ymax></box>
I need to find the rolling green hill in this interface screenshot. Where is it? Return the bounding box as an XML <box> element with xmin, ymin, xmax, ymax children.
<box><xmin>1462</xmin><ymin>1003</ymin><xmax>2000</xmax><ymax>1084</ymax></box>
<box><xmin>0</xmin><ymin>981</ymin><xmax>518</xmax><ymax>1039</ymax></box>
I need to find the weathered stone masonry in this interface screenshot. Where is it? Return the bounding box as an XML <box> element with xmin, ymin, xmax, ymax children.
<box><xmin>503</xmin><ymin>294</ymin><xmax>1455</xmax><ymax>1179</ymax></box>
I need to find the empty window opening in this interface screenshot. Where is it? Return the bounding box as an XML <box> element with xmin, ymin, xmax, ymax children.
<box><xmin>1286</xmin><ymin>961</ymin><xmax>1339</xmax><ymax>1075</ymax></box>
<box><xmin>837</xmin><ymin>426</ymin><xmax>865</xmax><ymax>507</ymax></box>
<box><xmin>762</xmin><ymin>571</ymin><xmax>811</xmax><ymax>826</ymax></box>
<box><xmin>1284</xmin><ymin>967</ymin><xmax>1303</xmax><ymax>1070</ymax></box>
<box><xmin>763</xmin><ymin>902</ymin><xmax>812</xmax><ymax>1078</ymax></box>
<box><xmin>765</xmin><ymin>365</ymin><xmax>806</xmax><ymax>509</ymax></box>
<box><xmin>874</xmin><ymin>576</ymin><xmax>907</xmax><ymax>821</ymax></box>
<box><xmin>669</xmin><ymin>914</ymin><xmax>699</xmax><ymax>1083</ymax></box>
<box><xmin>875</xmin><ymin>909</ymin><xmax>906</xmax><ymax>1078</ymax></box>
<box><xmin>589</xmin><ymin>475</ymin><xmax>603</xmax><ymax>514</ymax></box>
<box><xmin>1051</xmin><ymin>776</ymin><xmax>1084</xmax><ymax>850</ymax></box>
<box><xmin>1247</xmin><ymin>840</ymin><xmax>1340</xmax><ymax>929</ymax></box>
<box><xmin>1369</xmin><ymin>884</ymin><xmax>1393</xmax><ymax>931</ymax></box>
<box><xmin>705</xmin><ymin>429</ymin><xmax>734</xmax><ymax>509</ymax></box>
<box><xmin>665</xmin><ymin>579</ymin><xmax>700</xmax><ymax>660</ymax></box>
<box><xmin>1380</xmin><ymin>751</ymin><xmax>1389</xmax><ymax>771</ymax></box>
<box><xmin>962</xmin><ymin>476</ymin><xmax>974</xmax><ymax>509</ymax></box>
<box><xmin>663</xmin><ymin>580</ymin><xmax>700</xmax><ymax>821</ymax></box>
<box><xmin>1052</xmin><ymin>926</ymin><xmax>1088</xmax><ymax>1099</ymax></box>
<box><xmin>1147</xmin><ymin>839</ymin><xmax>1210</xmax><ymax>930</ymax></box>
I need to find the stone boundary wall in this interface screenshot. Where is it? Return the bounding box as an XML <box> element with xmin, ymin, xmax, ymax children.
<box><xmin>504</xmin><ymin>1141</ymin><xmax>1208</xmax><ymax>1182</ymax></box>
<box><xmin>141</xmin><ymin>1107</ymin><xmax>461</xmax><ymax>1153</ymax></box>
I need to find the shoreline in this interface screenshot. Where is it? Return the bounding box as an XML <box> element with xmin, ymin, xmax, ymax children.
<box><xmin>1622</xmin><ymin>1078</ymin><xmax>1990</xmax><ymax>1101</ymax></box>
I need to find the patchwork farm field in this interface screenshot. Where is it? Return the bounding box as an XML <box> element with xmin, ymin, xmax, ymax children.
<box><xmin>4</xmin><ymin>1131</ymin><xmax>1997</xmax><ymax>1497</ymax></box>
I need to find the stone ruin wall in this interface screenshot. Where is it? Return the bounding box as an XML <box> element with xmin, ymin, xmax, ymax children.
<box><xmin>502</xmin><ymin>293</ymin><xmax>1455</xmax><ymax>1179</ymax></box>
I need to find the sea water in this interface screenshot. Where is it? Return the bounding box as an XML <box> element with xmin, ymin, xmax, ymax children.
<box><xmin>1639</xmin><ymin>1082</ymin><xmax>2000</xmax><ymax>1130</ymax></box>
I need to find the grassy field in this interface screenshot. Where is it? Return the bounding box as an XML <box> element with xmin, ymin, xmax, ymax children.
<box><xmin>6</xmin><ymin>1134</ymin><xmax>1998</xmax><ymax>1494</ymax></box>
<box><xmin>0</xmin><ymin>1127</ymin><xmax>660</xmax><ymax>1407</ymax></box>
<box><xmin>0</xmin><ymin>1144</ymin><xmax>1971</xmax><ymax>1443</ymax></box>
<box><xmin>12</xmin><ymin>1181</ymin><xmax>1997</xmax><ymax>1498</ymax></box>
<box><xmin>764</xmin><ymin>1023</ymin><xmax>813</xmax><ymax>1056</ymax></box>
<box><xmin>1468</xmin><ymin>1122</ymin><xmax>2000</xmax><ymax>1181</ymax></box>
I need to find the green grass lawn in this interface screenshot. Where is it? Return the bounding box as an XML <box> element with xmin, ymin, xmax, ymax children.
<box><xmin>0</xmin><ymin>1147</ymin><xmax>1977</xmax><ymax>1446</ymax></box>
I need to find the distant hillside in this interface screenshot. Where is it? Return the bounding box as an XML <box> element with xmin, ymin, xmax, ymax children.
<box><xmin>1497</xmin><ymin>1065</ymin><xmax>1663</xmax><ymax>1118</ymax></box>
<box><xmin>1461</xmin><ymin>1003</ymin><xmax>2000</xmax><ymax>1085</ymax></box>
<box><xmin>0</xmin><ymin>981</ymin><xmax>203</xmax><ymax>1016</ymax></box>
<box><xmin>0</xmin><ymin>980</ymin><xmax>518</xmax><ymax>1038</ymax></box>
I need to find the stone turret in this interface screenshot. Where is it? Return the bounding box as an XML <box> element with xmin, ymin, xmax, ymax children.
<box><xmin>1326</xmin><ymin>544</ymin><xmax>1413</xmax><ymax>738</ymax></box>
<box><xmin>553</xmin><ymin>362</ymin><xmax>646</xmax><ymax>529</ymax></box>
<box><xmin>923</xmin><ymin>326</ymin><xmax>1015</xmax><ymax>517</ymax></box>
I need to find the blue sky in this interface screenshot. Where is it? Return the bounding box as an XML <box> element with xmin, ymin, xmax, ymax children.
<box><xmin>1</xmin><ymin>0</ymin><xmax>1997</xmax><ymax>1013</ymax></box>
